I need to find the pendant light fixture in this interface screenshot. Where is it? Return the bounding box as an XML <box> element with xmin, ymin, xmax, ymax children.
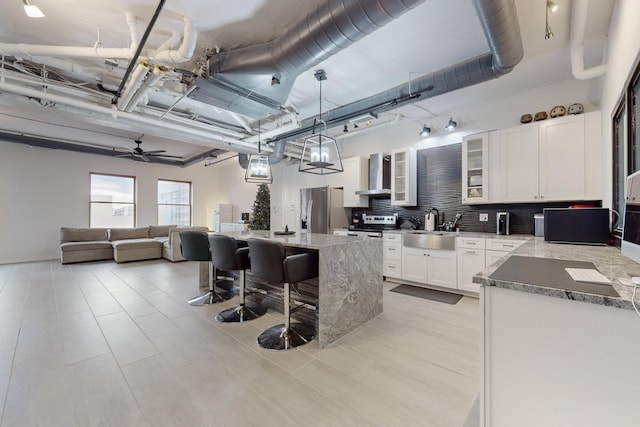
<box><xmin>545</xmin><ymin>0</ymin><xmax>557</xmax><ymax>40</ymax></box>
<box><xmin>245</xmin><ymin>120</ymin><xmax>273</xmax><ymax>184</ymax></box>
<box><xmin>23</xmin><ymin>0</ymin><xmax>44</xmax><ymax>18</ymax></box>
<box><xmin>299</xmin><ymin>69</ymin><xmax>343</xmax><ymax>175</ymax></box>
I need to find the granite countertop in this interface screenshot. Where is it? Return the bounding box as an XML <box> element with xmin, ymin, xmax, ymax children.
<box><xmin>474</xmin><ymin>237</ymin><xmax>640</xmax><ymax>310</ymax></box>
<box><xmin>215</xmin><ymin>230</ymin><xmax>372</xmax><ymax>250</ymax></box>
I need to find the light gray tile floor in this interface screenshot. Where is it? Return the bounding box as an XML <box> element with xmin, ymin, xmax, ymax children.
<box><xmin>0</xmin><ymin>259</ymin><xmax>479</xmax><ymax>427</ymax></box>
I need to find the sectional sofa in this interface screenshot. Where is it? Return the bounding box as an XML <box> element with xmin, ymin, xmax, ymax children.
<box><xmin>59</xmin><ymin>225</ymin><xmax>208</xmax><ymax>264</ymax></box>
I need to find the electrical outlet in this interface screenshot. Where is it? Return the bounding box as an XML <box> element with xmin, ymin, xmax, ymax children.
<box><xmin>479</xmin><ymin>213</ymin><xmax>489</xmax><ymax>222</ymax></box>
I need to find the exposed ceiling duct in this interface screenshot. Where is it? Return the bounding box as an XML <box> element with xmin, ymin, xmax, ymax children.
<box><xmin>188</xmin><ymin>0</ymin><xmax>426</xmax><ymax>119</ymax></box>
<box><xmin>272</xmin><ymin>0</ymin><xmax>524</xmax><ymax>143</ymax></box>
<box><xmin>0</xmin><ymin>130</ymin><xmax>226</xmax><ymax>166</ymax></box>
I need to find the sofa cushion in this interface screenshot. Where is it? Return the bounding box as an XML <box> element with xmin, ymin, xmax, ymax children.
<box><xmin>111</xmin><ymin>238</ymin><xmax>162</xmax><ymax>250</ymax></box>
<box><xmin>60</xmin><ymin>227</ymin><xmax>108</xmax><ymax>243</ymax></box>
<box><xmin>149</xmin><ymin>225</ymin><xmax>176</xmax><ymax>238</ymax></box>
<box><xmin>109</xmin><ymin>227</ymin><xmax>149</xmax><ymax>241</ymax></box>
<box><xmin>60</xmin><ymin>241</ymin><xmax>113</xmax><ymax>252</ymax></box>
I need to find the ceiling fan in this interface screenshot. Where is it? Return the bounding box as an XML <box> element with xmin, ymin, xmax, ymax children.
<box><xmin>117</xmin><ymin>136</ymin><xmax>182</xmax><ymax>162</ymax></box>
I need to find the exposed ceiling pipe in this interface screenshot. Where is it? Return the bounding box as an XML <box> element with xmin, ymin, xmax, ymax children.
<box><xmin>228</xmin><ymin>111</ymin><xmax>252</xmax><ymax>132</ymax></box>
<box><xmin>272</xmin><ymin>0</ymin><xmax>524</xmax><ymax>143</ymax></box>
<box><xmin>570</xmin><ymin>0</ymin><xmax>607</xmax><ymax>80</ymax></box>
<box><xmin>125</xmin><ymin>65</ymin><xmax>169</xmax><ymax>112</ymax></box>
<box><xmin>0</xmin><ymin>79</ymin><xmax>265</xmax><ymax>153</ymax></box>
<box><xmin>190</xmin><ymin>0</ymin><xmax>426</xmax><ymax>118</ymax></box>
<box><xmin>242</xmin><ymin>112</ymin><xmax>300</xmax><ymax>144</ymax></box>
<box><xmin>116</xmin><ymin>61</ymin><xmax>152</xmax><ymax>110</ymax></box>
<box><xmin>0</xmin><ymin>11</ymin><xmax>141</xmax><ymax>60</ymax></box>
<box><xmin>152</xmin><ymin>17</ymin><xmax>197</xmax><ymax>64</ymax></box>
<box><xmin>112</xmin><ymin>0</ymin><xmax>167</xmax><ymax>105</ymax></box>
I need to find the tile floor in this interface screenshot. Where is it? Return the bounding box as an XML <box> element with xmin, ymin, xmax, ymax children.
<box><xmin>0</xmin><ymin>259</ymin><xmax>479</xmax><ymax>427</ymax></box>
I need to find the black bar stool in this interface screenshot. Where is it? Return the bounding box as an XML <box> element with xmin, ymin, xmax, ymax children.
<box><xmin>247</xmin><ymin>238</ymin><xmax>318</xmax><ymax>350</ymax></box>
<box><xmin>179</xmin><ymin>231</ymin><xmax>234</xmax><ymax>305</ymax></box>
<box><xmin>208</xmin><ymin>234</ymin><xmax>267</xmax><ymax>322</ymax></box>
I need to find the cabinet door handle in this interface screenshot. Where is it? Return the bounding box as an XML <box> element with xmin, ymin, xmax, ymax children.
<box><xmin>466</xmin><ymin>250</ymin><xmax>478</xmax><ymax>254</ymax></box>
<box><xmin>534</xmin><ymin>195</ymin><xmax>538</xmax><ymax>199</ymax></box>
<box><xmin>502</xmin><ymin>244</ymin><xmax>514</xmax><ymax>248</ymax></box>
<box><xmin>388</xmin><ymin>247</ymin><xmax>396</xmax><ymax>251</ymax></box>
<box><xmin>467</xmin><ymin>242</ymin><xmax>476</xmax><ymax>245</ymax></box>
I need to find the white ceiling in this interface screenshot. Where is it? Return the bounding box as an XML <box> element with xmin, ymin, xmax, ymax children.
<box><xmin>0</xmin><ymin>0</ymin><xmax>613</xmax><ymax>163</ymax></box>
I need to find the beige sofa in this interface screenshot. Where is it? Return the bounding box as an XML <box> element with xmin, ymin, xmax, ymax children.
<box><xmin>60</xmin><ymin>225</ymin><xmax>208</xmax><ymax>264</ymax></box>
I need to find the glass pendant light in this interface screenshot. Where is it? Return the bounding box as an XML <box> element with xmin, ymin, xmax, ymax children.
<box><xmin>245</xmin><ymin>120</ymin><xmax>273</xmax><ymax>184</ymax></box>
<box><xmin>299</xmin><ymin>69</ymin><xmax>343</xmax><ymax>175</ymax></box>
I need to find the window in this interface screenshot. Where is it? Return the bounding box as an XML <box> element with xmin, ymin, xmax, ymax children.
<box><xmin>613</xmin><ymin>101</ymin><xmax>626</xmax><ymax>233</ymax></box>
<box><xmin>158</xmin><ymin>179</ymin><xmax>191</xmax><ymax>226</ymax></box>
<box><xmin>631</xmin><ymin>69</ymin><xmax>640</xmax><ymax>174</ymax></box>
<box><xmin>90</xmin><ymin>173</ymin><xmax>135</xmax><ymax>228</ymax></box>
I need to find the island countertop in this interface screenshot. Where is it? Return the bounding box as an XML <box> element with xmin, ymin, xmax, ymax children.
<box><xmin>213</xmin><ymin>230</ymin><xmax>383</xmax><ymax>348</ymax></box>
<box><xmin>473</xmin><ymin>237</ymin><xmax>640</xmax><ymax>310</ymax></box>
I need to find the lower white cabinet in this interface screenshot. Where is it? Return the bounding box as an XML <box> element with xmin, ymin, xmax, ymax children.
<box><xmin>402</xmin><ymin>246</ymin><xmax>457</xmax><ymax>290</ymax></box>
<box><xmin>457</xmin><ymin>237</ymin><xmax>487</xmax><ymax>293</ymax></box>
<box><xmin>457</xmin><ymin>237</ymin><xmax>527</xmax><ymax>293</ymax></box>
<box><xmin>383</xmin><ymin>233</ymin><xmax>402</xmax><ymax>279</ymax></box>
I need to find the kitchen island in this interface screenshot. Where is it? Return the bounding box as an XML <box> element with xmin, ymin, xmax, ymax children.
<box><xmin>214</xmin><ymin>231</ymin><xmax>383</xmax><ymax>349</ymax></box>
<box><xmin>473</xmin><ymin>237</ymin><xmax>640</xmax><ymax>427</ymax></box>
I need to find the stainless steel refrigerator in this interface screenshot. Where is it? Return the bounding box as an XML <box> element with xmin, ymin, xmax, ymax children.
<box><xmin>300</xmin><ymin>187</ymin><xmax>349</xmax><ymax>234</ymax></box>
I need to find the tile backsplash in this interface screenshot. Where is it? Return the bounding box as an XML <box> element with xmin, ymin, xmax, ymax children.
<box><xmin>352</xmin><ymin>143</ymin><xmax>601</xmax><ymax>235</ymax></box>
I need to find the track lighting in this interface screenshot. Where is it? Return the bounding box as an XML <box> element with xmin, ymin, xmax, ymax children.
<box><xmin>343</xmin><ymin>124</ymin><xmax>348</xmax><ymax>133</ymax></box>
<box><xmin>420</xmin><ymin>125</ymin><xmax>431</xmax><ymax>138</ymax></box>
<box><xmin>23</xmin><ymin>0</ymin><xmax>44</xmax><ymax>18</ymax></box>
<box><xmin>445</xmin><ymin>118</ymin><xmax>457</xmax><ymax>132</ymax></box>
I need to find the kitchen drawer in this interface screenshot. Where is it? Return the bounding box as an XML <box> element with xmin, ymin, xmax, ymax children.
<box><xmin>383</xmin><ymin>232</ymin><xmax>402</xmax><ymax>242</ymax></box>
<box><xmin>457</xmin><ymin>237</ymin><xmax>486</xmax><ymax>250</ymax></box>
<box><xmin>486</xmin><ymin>249</ymin><xmax>508</xmax><ymax>266</ymax></box>
<box><xmin>486</xmin><ymin>238</ymin><xmax>525</xmax><ymax>252</ymax></box>
<box><xmin>383</xmin><ymin>259</ymin><xmax>402</xmax><ymax>278</ymax></box>
<box><xmin>383</xmin><ymin>241</ymin><xmax>402</xmax><ymax>260</ymax></box>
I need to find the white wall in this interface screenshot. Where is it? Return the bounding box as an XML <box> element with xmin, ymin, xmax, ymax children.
<box><xmin>599</xmin><ymin>0</ymin><xmax>640</xmax><ymax>207</ymax></box>
<box><xmin>0</xmin><ymin>141</ymin><xmax>226</xmax><ymax>263</ymax></box>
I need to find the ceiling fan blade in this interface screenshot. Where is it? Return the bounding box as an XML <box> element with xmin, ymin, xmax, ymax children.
<box><xmin>147</xmin><ymin>153</ymin><xmax>183</xmax><ymax>159</ymax></box>
<box><xmin>138</xmin><ymin>154</ymin><xmax>151</xmax><ymax>162</ymax></box>
<box><xmin>143</xmin><ymin>150</ymin><xmax>167</xmax><ymax>155</ymax></box>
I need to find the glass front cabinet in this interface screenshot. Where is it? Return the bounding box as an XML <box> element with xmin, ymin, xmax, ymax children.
<box><xmin>391</xmin><ymin>148</ymin><xmax>417</xmax><ymax>206</ymax></box>
<box><xmin>462</xmin><ymin>132</ymin><xmax>489</xmax><ymax>204</ymax></box>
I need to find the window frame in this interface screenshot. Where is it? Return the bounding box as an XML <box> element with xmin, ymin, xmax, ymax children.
<box><xmin>157</xmin><ymin>179</ymin><xmax>192</xmax><ymax>226</ymax></box>
<box><xmin>89</xmin><ymin>172</ymin><xmax>136</xmax><ymax>228</ymax></box>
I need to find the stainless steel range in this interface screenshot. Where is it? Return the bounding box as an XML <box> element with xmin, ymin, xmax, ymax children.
<box><xmin>347</xmin><ymin>213</ymin><xmax>398</xmax><ymax>237</ymax></box>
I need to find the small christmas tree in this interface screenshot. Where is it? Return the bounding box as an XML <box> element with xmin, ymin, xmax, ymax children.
<box><xmin>249</xmin><ymin>183</ymin><xmax>271</xmax><ymax>230</ymax></box>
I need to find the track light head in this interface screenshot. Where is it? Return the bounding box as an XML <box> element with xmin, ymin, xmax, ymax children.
<box><xmin>420</xmin><ymin>125</ymin><xmax>431</xmax><ymax>138</ymax></box>
<box><xmin>445</xmin><ymin>118</ymin><xmax>457</xmax><ymax>132</ymax></box>
<box><xmin>547</xmin><ymin>0</ymin><xmax>558</xmax><ymax>13</ymax></box>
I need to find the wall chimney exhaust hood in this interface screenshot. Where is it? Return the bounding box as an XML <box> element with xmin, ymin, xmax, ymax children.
<box><xmin>356</xmin><ymin>153</ymin><xmax>391</xmax><ymax>197</ymax></box>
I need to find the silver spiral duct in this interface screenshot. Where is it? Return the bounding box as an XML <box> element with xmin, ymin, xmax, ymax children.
<box><xmin>273</xmin><ymin>0</ymin><xmax>524</xmax><ymax>143</ymax></box>
<box><xmin>189</xmin><ymin>0</ymin><xmax>425</xmax><ymax>118</ymax></box>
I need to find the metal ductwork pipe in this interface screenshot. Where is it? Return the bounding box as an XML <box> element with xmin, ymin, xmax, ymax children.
<box><xmin>237</xmin><ymin>139</ymin><xmax>286</xmax><ymax>170</ymax></box>
<box><xmin>272</xmin><ymin>0</ymin><xmax>524</xmax><ymax>143</ymax></box>
<box><xmin>190</xmin><ymin>0</ymin><xmax>426</xmax><ymax>118</ymax></box>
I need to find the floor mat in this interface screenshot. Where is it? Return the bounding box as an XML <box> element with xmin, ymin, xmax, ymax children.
<box><xmin>390</xmin><ymin>284</ymin><xmax>463</xmax><ymax>304</ymax></box>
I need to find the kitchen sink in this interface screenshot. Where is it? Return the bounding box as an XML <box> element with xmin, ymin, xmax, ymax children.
<box><xmin>403</xmin><ymin>231</ymin><xmax>457</xmax><ymax>250</ymax></box>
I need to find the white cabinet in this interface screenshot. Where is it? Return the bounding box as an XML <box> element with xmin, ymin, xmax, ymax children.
<box><xmin>457</xmin><ymin>237</ymin><xmax>487</xmax><ymax>293</ymax></box>
<box><xmin>383</xmin><ymin>233</ymin><xmax>402</xmax><ymax>279</ymax></box>
<box><xmin>342</xmin><ymin>156</ymin><xmax>369</xmax><ymax>208</ymax></box>
<box><xmin>402</xmin><ymin>246</ymin><xmax>457</xmax><ymax>289</ymax></box>
<box><xmin>280</xmin><ymin>164</ymin><xmax>300</xmax><ymax>233</ymax></box>
<box><xmin>402</xmin><ymin>246</ymin><xmax>428</xmax><ymax>283</ymax></box>
<box><xmin>391</xmin><ymin>148</ymin><xmax>417</xmax><ymax>206</ymax></box>
<box><xmin>493</xmin><ymin>114</ymin><xmax>597</xmax><ymax>203</ymax></box>
<box><xmin>498</xmin><ymin>122</ymin><xmax>540</xmax><ymax>202</ymax></box>
<box><xmin>485</xmin><ymin>238</ymin><xmax>526</xmax><ymax>266</ymax></box>
<box><xmin>462</xmin><ymin>132</ymin><xmax>489</xmax><ymax>204</ymax></box>
<box><xmin>538</xmin><ymin>114</ymin><xmax>585</xmax><ymax>201</ymax></box>
<box><xmin>427</xmin><ymin>250</ymin><xmax>457</xmax><ymax>289</ymax></box>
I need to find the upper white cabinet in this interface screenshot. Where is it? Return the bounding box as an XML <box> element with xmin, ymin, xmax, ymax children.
<box><xmin>489</xmin><ymin>111</ymin><xmax>601</xmax><ymax>203</ymax></box>
<box><xmin>342</xmin><ymin>156</ymin><xmax>369</xmax><ymax>208</ymax></box>
<box><xmin>391</xmin><ymin>148</ymin><xmax>417</xmax><ymax>206</ymax></box>
<box><xmin>462</xmin><ymin>132</ymin><xmax>489</xmax><ymax>204</ymax></box>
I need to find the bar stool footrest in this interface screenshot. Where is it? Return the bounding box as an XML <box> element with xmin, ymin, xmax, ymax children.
<box><xmin>216</xmin><ymin>304</ymin><xmax>267</xmax><ymax>322</ymax></box>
